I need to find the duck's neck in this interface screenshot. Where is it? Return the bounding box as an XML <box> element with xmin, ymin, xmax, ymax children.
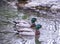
<box><xmin>30</xmin><ymin>23</ymin><xmax>36</xmax><ymax>28</ymax></box>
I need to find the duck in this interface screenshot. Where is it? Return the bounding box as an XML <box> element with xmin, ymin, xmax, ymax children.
<box><xmin>13</xmin><ymin>18</ymin><xmax>42</xmax><ymax>44</ymax></box>
<box><xmin>17</xmin><ymin>23</ymin><xmax>42</xmax><ymax>37</ymax></box>
<box><xmin>16</xmin><ymin>0</ymin><xmax>28</xmax><ymax>9</ymax></box>
<box><xmin>13</xmin><ymin>18</ymin><xmax>37</xmax><ymax>28</ymax></box>
<box><xmin>35</xmin><ymin>24</ymin><xmax>42</xmax><ymax>44</ymax></box>
<box><xmin>13</xmin><ymin>18</ymin><xmax>37</xmax><ymax>36</ymax></box>
<box><xmin>35</xmin><ymin>24</ymin><xmax>42</xmax><ymax>38</ymax></box>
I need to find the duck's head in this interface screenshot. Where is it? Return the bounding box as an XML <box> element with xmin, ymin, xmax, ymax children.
<box><xmin>31</xmin><ymin>18</ymin><xmax>37</xmax><ymax>23</ymax></box>
<box><xmin>35</xmin><ymin>24</ymin><xmax>42</xmax><ymax>30</ymax></box>
<box><xmin>30</xmin><ymin>18</ymin><xmax>37</xmax><ymax>28</ymax></box>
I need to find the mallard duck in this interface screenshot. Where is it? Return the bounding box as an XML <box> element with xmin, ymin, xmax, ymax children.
<box><xmin>35</xmin><ymin>24</ymin><xmax>42</xmax><ymax>37</ymax></box>
<box><xmin>17</xmin><ymin>24</ymin><xmax>42</xmax><ymax>37</ymax></box>
<box><xmin>13</xmin><ymin>18</ymin><xmax>42</xmax><ymax>44</ymax></box>
<box><xmin>13</xmin><ymin>18</ymin><xmax>37</xmax><ymax>35</ymax></box>
<box><xmin>13</xmin><ymin>18</ymin><xmax>37</xmax><ymax>28</ymax></box>
<box><xmin>35</xmin><ymin>24</ymin><xmax>42</xmax><ymax>44</ymax></box>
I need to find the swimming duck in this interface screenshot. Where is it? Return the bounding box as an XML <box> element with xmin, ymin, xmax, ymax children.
<box><xmin>13</xmin><ymin>18</ymin><xmax>42</xmax><ymax>44</ymax></box>
<box><xmin>35</xmin><ymin>24</ymin><xmax>42</xmax><ymax>44</ymax></box>
<box><xmin>35</xmin><ymin>24</ymin><xmax>42</xmax><ymax>37</ymax></box>
<box><xmin>13</xmin><ymin>18</ymin><xmax>37</xmax><ymax>35</ymax></box>
<box><xmin>13</xmin><ymin>18</ymin><xmax>37</xmax><ymax>28</ymax></box>
<box><xmin>18</xmin><ymin>28</ymin><xmax>35</xmax><ymax>36</ymax></box>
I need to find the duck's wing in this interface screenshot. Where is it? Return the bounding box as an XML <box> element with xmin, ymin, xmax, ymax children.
<box><xmin>18</xmin><ymin>28</ymin><xmax>35</xmax><ymax>36</ymax></box>
<box><xmin>16</xmin><ymin>20</ymin><xmax>31</xmax><ymax>28</ymax></box>
<box><xmin>19</xmin><ymin>31</ymin><xmax>35</xmax><ymax>36</ymax></box>
<box><xmin>17</xmin><ymin>28</ymin><xmax>33</xmax><ymax>32</ymax></box>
